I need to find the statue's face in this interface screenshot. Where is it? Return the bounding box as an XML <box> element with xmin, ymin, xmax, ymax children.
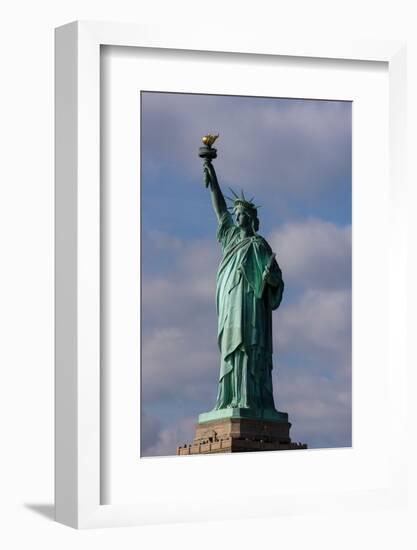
<box><xmin>235</xmin><ymin>206</ymin><xmax>252</xmax><ymax>229</ymax></box>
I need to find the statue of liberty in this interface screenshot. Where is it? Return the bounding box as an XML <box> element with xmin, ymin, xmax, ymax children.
<box><xmin>198</xmin><ymin>135</ymin><xmax>285</xmax><ymax>422</ymax></box>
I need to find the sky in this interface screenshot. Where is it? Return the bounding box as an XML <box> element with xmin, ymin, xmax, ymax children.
<box><xmin>140</xmin><ymin>91</ymin><xmax>352</xmax><ymax>457</ymax></box>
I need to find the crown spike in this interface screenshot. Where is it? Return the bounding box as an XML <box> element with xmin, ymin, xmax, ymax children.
<box><xmin>228</xmin><ymin>187</ymin><xmax>240</xmax><ymax>198</ymax></box>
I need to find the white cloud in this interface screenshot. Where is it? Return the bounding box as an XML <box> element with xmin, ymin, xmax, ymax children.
<box><xmin>146</xmin><ymin>229</ymin><xmax>185</xmax><ymax>252</ymax></box>
<box><xmin>142</xmin><ymin>416</ymin><xmax>196</xmax><ymax>457</ymax></box>
<box><xmin>141</xmin><ymin>231</ymin><xmax>223</xmax><ymax>406</ymax></box>
<box><xmin>143</xmin><ymin>230</ymin><xmax>220</xmax><ymax>309</ymax></box>
<box><xmin>270</xmin><ymin>286</ymin><xmax>351</xmax><ymax>448</ymax></box>
<box><xmin>141</xmin><ymin>410</ymin><xmax>162</xmax><ymax>451</ymax></box>
<box><xmin>275</xmin><ymin>368</ymin><xmax>351</xmax><ymax>448</ymax></box>
<box><xmin>142</xmin><ymin>325</ymin><xmax>218</xmax><ymax>404</ymax></box>
<box><xmin>276</xmin><ymin>288</ymin><xmax>351</xmax><ymax>357</ymax></box>
<box><xmin>268</xmin><ymin>219</ymin><xmax>351</xmax><ymax>291</ymax></box>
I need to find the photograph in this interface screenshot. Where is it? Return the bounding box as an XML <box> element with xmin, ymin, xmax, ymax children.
<box><xmin>140</xmin><ymin>91</ymin><xmax>352</xmax><ymax>457</ymax></box>
<box><xmin>0</xmin><ymin>1</ymin><xmax>411</xmax><ymax>543</ymax></box>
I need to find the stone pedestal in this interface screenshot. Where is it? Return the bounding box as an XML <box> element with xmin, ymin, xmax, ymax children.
<box><xmin>177</xmin><ymin>412</ymin><xmax>307</xmax><ymax>455</ymax></box>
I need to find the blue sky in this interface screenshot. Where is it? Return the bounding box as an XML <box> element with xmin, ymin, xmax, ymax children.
<box><xmin>140</xmin><ymin>91</ymin><xmax>352</xmax><ymax>456</ymax></box>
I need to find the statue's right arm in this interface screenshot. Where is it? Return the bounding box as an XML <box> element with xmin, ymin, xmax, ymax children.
<box><xmin>204</xmin><ymin>161</ymin><xmax>228</xmax><ymax>222</ymax></box>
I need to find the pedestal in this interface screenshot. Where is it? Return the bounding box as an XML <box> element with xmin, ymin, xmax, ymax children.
<box><xmin>177</xmin><ymin>410</ymin><xmax>307</xmax><ymax>455</ymax></box>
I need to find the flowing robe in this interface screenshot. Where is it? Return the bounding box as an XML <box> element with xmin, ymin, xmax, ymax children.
<box><xmin>214</xmin><ymin>212</ymin><xmax>284</xmax><ymax>413</ymax></box>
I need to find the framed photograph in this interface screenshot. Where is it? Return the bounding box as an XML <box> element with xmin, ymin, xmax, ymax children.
<box><xmin>55</xmin><ymin>21</ymin><xmax>407</xmax><ymax>528</ymax></box>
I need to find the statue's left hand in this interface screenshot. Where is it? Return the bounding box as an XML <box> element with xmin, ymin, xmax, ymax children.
<box><xmin>263</xmin><ymin>264</ymin><xmax>281</xmax><ymax>287</ymax></box>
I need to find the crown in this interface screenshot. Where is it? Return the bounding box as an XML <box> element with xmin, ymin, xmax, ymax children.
<box><xmin>226</xmin><ymin>188</ymin><xmax>260</xmax><ymax>213</ymax></box>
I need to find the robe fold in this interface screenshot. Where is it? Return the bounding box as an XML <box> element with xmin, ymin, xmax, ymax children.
<box><xmin>214</xmin><ymin>212</ymin><xmax>284</xmax><ymax>412</ymax></box>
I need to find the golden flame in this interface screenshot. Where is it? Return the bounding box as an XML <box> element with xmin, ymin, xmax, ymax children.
<box><xmin>202</xmin><ymin>133</ymin><xmax>219</xmax><ymax>146</ymax></box>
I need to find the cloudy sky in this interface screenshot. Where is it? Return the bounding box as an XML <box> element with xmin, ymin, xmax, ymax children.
<box><xmin>140</xmin><ymin>91</ymin><xmax>352</xmax><ymax>457</ymax></box>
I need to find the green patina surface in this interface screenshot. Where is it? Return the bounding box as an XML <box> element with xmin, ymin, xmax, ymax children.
<box><xmin>198</xmin><ymin>408</ymin><xmax>288</xmax><ymax>424</ymax></box>
<box><xmin>199</xmin><ymin>144</ymin><xmax>287</xmax><ymax>425</ymax></box>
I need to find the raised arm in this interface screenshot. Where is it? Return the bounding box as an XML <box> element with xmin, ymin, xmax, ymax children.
<box><xmin>203</xmin><ymin>160</ymin><xmax>227</xmax><ymax>222</ymax></box>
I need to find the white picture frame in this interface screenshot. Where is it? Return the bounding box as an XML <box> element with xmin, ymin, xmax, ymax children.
<box><xmin>55</xmin><ymin>21</ymin><xmax>407</xmax><ymax>529</ymax></box>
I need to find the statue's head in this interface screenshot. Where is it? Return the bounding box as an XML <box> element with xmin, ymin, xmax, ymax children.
<box><xmin>232</xmin><ymin>197</ymin><xmax>260</xmax><ymax>233</ymax></box>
